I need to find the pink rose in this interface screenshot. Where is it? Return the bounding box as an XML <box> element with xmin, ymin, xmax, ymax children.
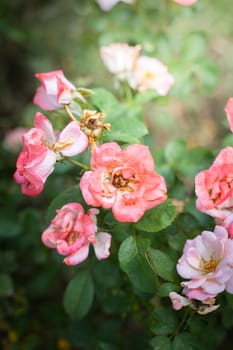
<box><xmin>80</xmin><ymin>142</ymin><xmax>167</xmax><ymax>222</ymax></box>
<box><xmin>96</xmin><ymin>0</ymin><xmax>134</xmax><ymax>11</ymax></box>
<box><xmin>132</xmin><ymin>56</ymin><xmax>174</xmax><ymax>95</ymax></box>
<box><xmin>42</xmin><ymin>203</ymin><xmax>111</xmax><ymax>265</ymax></box>
<box><xmin>173</xmin><ymin>0</ymin><xmax>198</xmax><ymax>6</ymax></box>
<box><xmin>195</xmin><ymin>147</ymin><xmax>233</xmax><ymax>220</ymax></box>
<box><xmin>225</xmin><ymin>98</ymin><xmax>233</xmax><ymax>133</ymax></box>
<box><xmin>100</xmin><ymin>43</ymin><xmax>141</xmax><ymax>84</ymax></box>
<box><xmin>177</xmin><ymin>226</ymin><xmax>233</xmax><ymax>301</ymax></box>
<box><xmin>14</xmin><ymin>113</ymin><xmax>88</xmax><ymax>196</ymax></box>
<box><xmin>33</xmin><ymin>70</ymin><xmax>76</xmax><ymax>110</ymax></box>
<box><xmin>3</xmin><ymin>127</ymin><xmax>27</xmax><ymax>152</ymax></box>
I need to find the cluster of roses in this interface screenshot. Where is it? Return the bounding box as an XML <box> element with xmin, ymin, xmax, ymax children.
<box><xmin>100</xmin><ymin>43</ymin><xmax>174</xmax><ymax>96</ymax></box>
<box><xmin>14</xmin><ymin>69</ymin><xmax>168</xmax><ymax>266</ymax></box>
<box><xmin>96</xmin><ymin>0</ymin><xmax>198</xmax><ymax>12</ymax></box>
<box><xmin>170</xmin><ymin>98</ymin><xmax>233</xmax><ymax>314</ymax></box>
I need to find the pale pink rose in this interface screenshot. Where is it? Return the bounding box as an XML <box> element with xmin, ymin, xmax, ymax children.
<box><xmin>14</xmin><ymin>113</ymin><xmax>88</xmax><ymax>196</ymax></box>
<box><xmin>100</xmin><ymin>43</ymin><xmax>141</xmax><ymax>83</ymax></box>
<box><xmin>173</xmin><ymin>0</ymin><xmax>198</xmax><ymax>6</ymax></box>
<box><xmin>33</xmin><ymin>70</ymin><xmax>76</xmax><ymax>110</ymax></box>
<box><xmin>177</xmin><ymin>226</ymin><xmax>233</xmax><ymax>302</ymax></box>
<box><xmin>225</xmin><ymin>98</ymin><xmax>233</xmax><ymax>133</ymax></box>
<box><xmin>96</xmin><ymin>0</ymin><xmax>134</xmax><ymax>11</ymax></box>
<box><xmin>195</xmin><ymin>147</ymin><xmax>233</xmax><ymax>221</ymax></box>
<box><xmin>3</xmin><ymin>127</ymin><xmax>27</xmax><ymax>152</ymax></box>
<box><xmin>42</xmin><ymin>203</ymin><xmax>111</xmax><ymax>265</ymax></box>
<box><xmin>132</xmin><ymin>56</ymin><xmax>174</xmax><ymax>95</ymax></box>
<box><xmin>80</xmin><ymin>142</ymin><xmax>167</xmax><ymax>222</ymax></box>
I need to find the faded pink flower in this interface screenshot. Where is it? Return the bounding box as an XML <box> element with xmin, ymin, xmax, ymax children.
<box><xmin>173</xmin><ymin>0</ymin><xmax>198</xmax><ymax>5</ymax></box>
<box><xmin>177</xmin><ymin>226</ymin><xmax>233</xmax><ymax>302</ymax></box>
<box><xmin>96</xmin><ymin>0</ymin><xmax>134</xmax><ymax>11</ymax></box>
<box><xmin>33</xmin><ymin>70</ymin><xmax>76</xmax><ymax>110</ymax></box>
<box><xmin>14</xmin><ymin>113</ymin><xmax>88</xmax><ymax>196</ymax></box>
<box><xmin>3</xmin><ymin>127</ymin><xmax>27</xmax><ymax>152</ymax></box>
<box><xmin>100</xmin><ymin>43</ymin><xmax>141</xmax><ymax>84</ymax></box>
<box><xmin>132</xmin><ymin>56</ymin><xmax>174</xmax><ymax>95</ymax></box>
<box><xmin>169</xmin><ymin>292</ymin><xmax>192</xmax><ymax>310</ymax></box>
<box><xmin>42</xmin><ymin>203</ymin><xmax>111</xmax><ymax>265</ymax></box>
<box><xmin>225</xmin><ymin>98</ymin><xmax>233</xmax><ymax>133</ymax></box>
<box><xmin>80</xmin><ymin>142</ymin><xmax>167</xmax><ymax>222</ymax></box>
<box><xmin>195</xmin><ymin>147</ymin><xmax>233</xmax><ymax>221</ymax></box>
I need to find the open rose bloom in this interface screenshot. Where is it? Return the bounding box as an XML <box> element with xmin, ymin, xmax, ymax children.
<box><xmin>42</xmin><ymin>203</ymin><xmax>111</xmax><ymax>265</ymax></box>
<box><xmin>177</xmin><ymin>226</ymin><xmax>233</xmax><ymax>302</ymax></box>
<box><xmin>96</xmin><ymin>0</ymin><xmax>134</xmax><ymax>11</ymax></box>
<box><xmin>100</xmin><ymin>43</ymin><xmax>141</xmax><ymax>84</ymax></box>
<box><xmin>100</xmin><ymin>43</ymin><xmax>174</xmax><ymax>96</ymax></box>
<box><xmin>80</xmin><ymin>142</ymin><xmax>167</xmax><ymax>222</ymax></box>
<box><xmin>195</xmin><ymin>147</ymin><xmax>233</xmax><ymax>221</ymax></box>
<box><xmin>33</xmin><ymin>70</ymin><xmax>77</xmax><ymax>110</ymax></box>
<box><xmin>14</xmin><ymin>113</ymin><xmax>88</xmax><ymax>196</ymax></box>
<box><xmin>132</xmin><ymin>56</ymin><xmax>174</xmax><ymax>95</ymax></box>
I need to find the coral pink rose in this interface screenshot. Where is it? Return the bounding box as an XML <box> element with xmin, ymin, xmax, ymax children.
<box><xmin>80</xmin><ymin>142</ymin><xmax>167</xmax><ymax>222</ymax></box>
<box><xmin>100</xmin><ymin>43</ymin><xmax>141</xmax><ymax>84</ymax></box>
<box><xmin>177</xmin><ymin>226</ymin><xmax>233</xmax><ymax>302</ymax></box>
<box><xmin>132</xmin><ymin>56</ymin><xmax>174</xmax><ymax>95</ymax></box>
<box><xmin>33</xmin><ymin>70</ymin><xmax>76</xmax><ymax>110</ymax></box>
<box><xmin>173</xmin><ymin>0</ymin><xmax>198</xmax><ymax>6</ymax></box>
<box><xmin>96</xmin><ymin>0</ymin><xmax>134</xmax><ymax>11</ymax></box>
<box><xmin>14</xmin><ymin>113</ymin><xmax>88</xmax><ymax>196</ymax></box>
<box><xmin>225</xmin><ymin>98</ymin><xmax>233</xmax><ymax>133</ymax></box>
<box><xmin>195</xmin><ymin>147</ymin><xmax>233</xmax><ymax>220</ymax></box>
<box><xmin>42</xmin><ymin>203</ymin><xmax>111</xmax><ymax>265</ymax></box>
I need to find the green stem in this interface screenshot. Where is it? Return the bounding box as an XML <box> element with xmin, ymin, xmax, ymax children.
<box><xmin>64</xmin><ymin>157</ymin><xmax>90</xmax><ymax>171</ymax></box>
<box><xmin>172</xmin><ymin>308</ymin><xmax>193</xmax><ymax>338</ymax></box>
<box><xmin>64</xmin><ymin>104</ymin><xmax>78</xmax><ymax>122</ymax></box>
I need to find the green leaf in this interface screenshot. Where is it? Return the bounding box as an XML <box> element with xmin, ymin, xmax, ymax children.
<box><xmin>173</xmin><ymin>333</ymin><xmax>200</xmax><ymax>350</ymax></box>
<box><xmin>63</xmin><ymin>270</ymin><xmax>94</xmax><ymax>319</ymax></box>
<box><xmin>150</xmin><ymin>335</ymin><xmax>173</xmax><ymax>350</ymax></box>
<box><xmin>147</xmin><ymin>248</ymin><xmax>177</xmax><ymax>282</ymax></box>
<box><xmin>45</xmin><ymin>185</ymin><xmax>85</xmax><ymax>226</ymax></box>
<box><xmin>135</xmin><ymin>200</ymin><xmax>177</xmax><ymax>233</ymax></box>
<box><xmin>182</xmin><ymin>32</ymin><xmax>207</xmax><ymax>61</ymax></box>
<box><xmin>152</xmin><ymin>308</ymin><xmax>178</xmax><ymax>335</ymax></box>
<box><xmin>134</xmin><ymin>90</ymin><xmax>158</xmax><ymax>105</ymax></box>
<box><xmin>193</xmin><ymin>59</ymin><xmax>219</xmax><ymax>92</ymax></box>
<box><xmin>90</xmin><ymin>88</ymin><xmax>148</xmax><ymax>144</ymax></box>
<box><xmin>118</xmin><ymin>236</ymin><xmax>157</xmax><ymax>293</ymax></box>
<box><xmin>164</xmin><ymin>140</ymin><xmax>187</xmax><ymax>167</ymax></box>
<box><xmin>176</xmin><ymin>147</ymin><xmax>213</xmax><ymax>179</ymax></box>
<box><xmin>0</xmin><ymin>273</ymin><xmax>14</xmax><ymax>297</ymax></box>
<box><xmin>102</xmin><ymin>104</ymin><xmax>148</xmax><ymax>144</ymax></box>
<box><xmin>91</xmin><ymin>88</ymin><xmax>118</xmax><ymax>113</ymax></box>
<box><xmin>157</xmin><ymin>282</ymin><xmax>180</xmax><ymax>297</ymax></box>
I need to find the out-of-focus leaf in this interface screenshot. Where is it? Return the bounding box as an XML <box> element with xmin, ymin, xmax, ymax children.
<box><xmin>0</xmin><ymin>273</ymin><xmax>14</xmax><ymax>297</ymax></box>
<box><xmin>63</xmin><ymin>270</ymin><xmax>94</xmax><ymax>319</ymax></box>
